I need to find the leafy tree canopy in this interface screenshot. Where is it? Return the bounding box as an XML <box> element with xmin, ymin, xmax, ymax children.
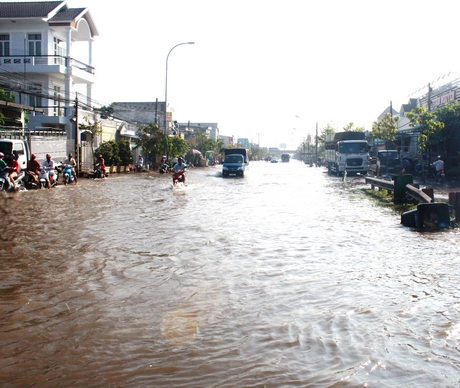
<box><xmin>406</xmin><ymin>106</ymin><xmax>444</xmax><ymax>151</ymax></box>
<box><xmin>343</xmin><ymin>122</ymin><xmax>365</xmax><ymax>132</ymax></box>
<box><xmin>371</xmin><ymin>113</ymin><xmax>399</xmax><ymax>147</ymax></box>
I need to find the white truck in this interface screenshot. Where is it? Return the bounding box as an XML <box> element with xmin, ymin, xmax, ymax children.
<box><xmin>0</xmin><ymin>127</ymin><xmax>69</xmax><ymax>171</ymax></box>
<box><xmin>325</xmin><ymin>132</ymin><xmax>369</xmax><ymax>176</ymax></box>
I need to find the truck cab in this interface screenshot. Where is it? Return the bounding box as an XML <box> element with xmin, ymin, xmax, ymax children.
<box><xmin>222</xmin><ymin>148</ymin><xmax>249</xmax><ymax>177</ymax></box>
<box><xmin>0</xmin><ymin>138</ymin><xmax>29</xmax><ymax>171</ymax></box>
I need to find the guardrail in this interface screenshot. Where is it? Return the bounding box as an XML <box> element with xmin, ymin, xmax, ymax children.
<box><xmin>365</xmin><ymin>175</ymin><xmax>432</xmax><ymax>204</ymax></box>
<box><xmin>365</xmin><ymin>176</ymin><xmax>394</xmax><ymax>191</ymax></box>
<box><xmin>405</xmin><ymin>184</ymin><xmax>433</xmax><ymax>204</ymax></box>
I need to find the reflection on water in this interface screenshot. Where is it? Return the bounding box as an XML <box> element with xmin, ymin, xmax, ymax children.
<box><xmin>1</xmin><ymin>162</ymin><xmax>460</xmax><ymax>387</ymax></box>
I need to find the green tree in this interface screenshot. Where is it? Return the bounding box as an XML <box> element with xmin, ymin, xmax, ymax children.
<box><xmin>371</xmin><ymin>113</ymin><xmax>398</xmax><ymax>150</ymax></box>
<box><xmin>0</xmin><ymin>89</ymin><xmax>15</xmax><ymax>102</ymax></box>
<box><xmin>133</xmin><ymin>123</ymin><xmax>164</xmax><ymax>163</ymax></box>
<box><xmin>249</xmin><ymin>144</ymin><xmax>269</xmax><ymax>161</ymax></box>
<box><xmin>0</xmin><ymin>89</ymin><xmax>16</xmax><ymax>124</ymax></box>
<box><xmin>118</xmin><ymin>138</ymin><xmax>133</xmax><ymax>165</ymax></box>
<box><xmin>431</xmin><ymin>101</ymin><xmax>460</xmax><ymax>160</ymax></box>
<box><xmin>318</xmin><ymin>123</ymin><xmax>337</xmax><ymax>148</ymax></box>
<box><xmin>406</xmin><ymin>106</ymin><xmax>444</xmax><ymax>152</ymax></box>
<box><xmin>343</xmin><ymin>122</ymin><xmax>365</xmax><ymax>132</ymax></box>
<box><xmin>166</xmin><ymin>135</ymin><xmax>188</xmax><ymax>158</ymax></box>
<box><xmin>95</xmin><ymin>140</ymin><xmax>120</xmax><ymax>166</ymax></box>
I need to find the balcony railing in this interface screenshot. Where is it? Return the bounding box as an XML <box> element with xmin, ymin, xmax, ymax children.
<box><xmin>0</xmin><ymin>55</ymin><xmax>95</xmax><ymax>75</ymax></box>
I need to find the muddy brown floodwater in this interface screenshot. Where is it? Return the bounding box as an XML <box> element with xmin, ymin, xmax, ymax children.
<box><xmin>1</xmin><ymin>162</ymin><xmax>460</xmax><ymax>387</ymax></box>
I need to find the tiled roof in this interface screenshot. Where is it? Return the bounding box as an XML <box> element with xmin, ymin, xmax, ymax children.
<box><xmin>0</xmin><ymin>1</ymin><xmax>64</xmax><ymax>18</ymax></box>
<box><xmin>50</xmin><ymin>7</ymin><xmax>86</xmax><ymax>22</ymax></box>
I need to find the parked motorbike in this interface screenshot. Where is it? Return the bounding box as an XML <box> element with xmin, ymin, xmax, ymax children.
<box><xmin>39</xmin><ymin>166</ymin><xmax>59</xmax><ymax>188</ymax></box>
<box><xmin>172</xmin><ymin>169</ymin><xmax>185</xmax><ymax>186</ymax></box>
<box><xmin>62</xmin><ymin>164</ymin><xmax>76</xmax><ymax>185</ymax></box>
<box><xmin>159</xmin><ymin>163</ymin><xmax>171</xmax><ymax>174</ymax></box>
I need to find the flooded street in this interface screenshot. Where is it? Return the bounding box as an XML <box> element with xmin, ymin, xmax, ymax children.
<box><xmin>1</xmin><ymin>161</ymin><xmax>460</xmax><ymax>387</ymax></box>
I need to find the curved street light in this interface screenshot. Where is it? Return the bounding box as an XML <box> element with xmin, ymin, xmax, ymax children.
<box><xmin>164</xmin><ymin>42</ymin><xmax>195</xmax><ymax>152</ymax></box>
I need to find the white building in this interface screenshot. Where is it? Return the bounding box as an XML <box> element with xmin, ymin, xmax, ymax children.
<box><xmin>0</xmin><ymin>0</ymin><xmax>98</xmax><ymax>153</ymax></box>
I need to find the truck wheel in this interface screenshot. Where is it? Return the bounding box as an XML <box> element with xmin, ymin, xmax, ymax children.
<box><xmin>336</xmin><ymin>165</ymin><xmax>341</xmax><ymax>176</ymax></box>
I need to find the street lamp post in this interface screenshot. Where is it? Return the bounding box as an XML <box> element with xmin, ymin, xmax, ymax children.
<box><xmin>164</xmin><ymin>42</ymin><xmax>195</xmax><ymax>154</ymax></box>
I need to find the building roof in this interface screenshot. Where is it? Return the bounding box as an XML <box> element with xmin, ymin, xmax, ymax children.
<box><xmin>0</xmin><ymin>1</ymin><xmax>65</xmax><ymax>19</ymax></box>
<box><xmin>0</xmin><ymin>1</ymin><xmax>99</xmax><ymax>38</ymax></box>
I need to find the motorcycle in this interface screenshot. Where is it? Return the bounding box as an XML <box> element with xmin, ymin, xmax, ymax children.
<box><xmin>24</xmin><ymin>170</ymin><xmax>41</xmax><ymax>190</ymax></box>
<box><xmin>39</xmin><ymin>166</ymin><xmax>59</xmax><ymax>188</ymax></box>
<box><xmin>0</xmin><ymin>167</ymin><xmax>26</xmax><ymax>192</ymax></box>
<box><xmin>172</xmin><ymin>169</ymin><xmax>185</xmax><ymax>186</ymax></box>
<box><xmin>435</xmin><ymin>169</ymin><xmax>445</xmax><ymax>185</ymax></box>
<box><xmin>62</xmin><ymin>164</ymin><xmax>76</xmax><ymax>185</ymax></box>
<box><xmin>159</xmin><ymin>163</ymin><xmax>171</xmax><ymax>174</ymax></box>
<box><xmin>428</xmin><ymin>164</ymin><xmax>445</xmax><ymax>185</ymax></box>
<box><xmin>0</xmin><ymin>167</ymin><xmax>11</xmax><ymax>191</ymax></box>
<box><xmin>93</xmin><ymin>165</ymin><xmax>106</xmax><ymax>179</ymax></box>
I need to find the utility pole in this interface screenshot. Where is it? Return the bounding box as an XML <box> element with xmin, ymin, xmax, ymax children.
<box><xmin>315</xmin><ymin>122</ymin><xmax>318</xmax><ymax>167</ymax></box>
<box><xmin>74</xmin><ymin>94</ymin><xmax>79</xmax><ymax>177</ymax></box>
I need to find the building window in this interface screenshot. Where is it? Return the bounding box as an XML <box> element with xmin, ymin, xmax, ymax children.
<box><xmin>53</xmin><ymin>85</ymin><xmax>62</xmax><ymax>116</ymax></box>
<box><xmin>53</xmin><ymin>37</ymin><xmax>65</xmax><ymax>64</ymax></box>
<box><xmin>28</xmin><ymin>33</ymin><xmax>41</xmax><ymax>56</ymax></box>
<box><xmin>0</xmin><ymin>34</ymin><xmax>10</xmax><ymax>56</ymax></box>
<box><xmin>29</xmin><ymin>83</ymin><xmax>42</xmax><ymax>107</ymax></box>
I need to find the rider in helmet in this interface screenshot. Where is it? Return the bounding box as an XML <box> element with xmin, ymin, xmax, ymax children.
<box><xmin>0</xmin><ymin>152</ymin><xmax>6</xmax><ymax>170</ymax></box>
<box><xmin>172</xmin><ymin>156</ymin><xmax>187</xmax><ymax>184</ymax></box>
<box><xmin>7</xmin><ymin>153</ymin><xmax>20</xmax><ymax>190</ymax></box>
<box><xmin>95</xmin><ymin>153</ymin><xmax>106</xmax><ymax>177</ymax></box>
<box><xmin>42</xmin><ymin>153</ymin><xmax>56</xmax><ymax>188</ymax></box>
<box><xmin>432</xmin><ymin>155</ymin><xmax>444</xmax><ymax>172</ymax></box>
<box><xmin>27</xmin><ymin>153</ymin><xmax>41</xmax><ymax>183</ymax></box>
<box><xmin>63</xmin><ymin>153</ymin><xmax>78</xmax><ymax>184</ymax></box>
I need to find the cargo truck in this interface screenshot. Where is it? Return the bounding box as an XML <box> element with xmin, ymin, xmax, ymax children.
<box><xmin>325</xmin><ymin>132</ymin><xmax>369</xmax><ymax>176</ymax></box>
<box><xmin>0</xmin><ymin>127</ymin><xmax>69</xmax><ymax>171</ymax></box>
<box><xmin>222</xmin><ymin>148</ymin><xmax>249</xmax><ymax>177</ymax></box>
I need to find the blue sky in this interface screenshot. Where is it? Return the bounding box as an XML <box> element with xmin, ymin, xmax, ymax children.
<box><xmin>68</xmin><ymin>0</ymin><xmax>460</xmax><ymax>149</ymax></box>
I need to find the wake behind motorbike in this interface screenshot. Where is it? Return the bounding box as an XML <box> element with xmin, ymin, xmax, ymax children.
<box><xmin>62</xmin><ymin>164</ymin><xmax>76</xmax><ymax>185</ymax></box>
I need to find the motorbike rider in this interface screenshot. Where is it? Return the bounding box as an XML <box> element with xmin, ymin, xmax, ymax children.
<box><xmin>95</xmin><ymin>154</ymin><xmax>106</xmax><ymax>177</ymax></box>
<box><xmin>42</xmin><ymin>153</ymin><xmax>56</xmax><ymax>188</ymax></box>
<box><xmin>400</xmin><ymin>155</ymin><xmax>409</xmax><ymax>173</ymax></box>
<box><xmin>27</xmin><ymin>153</ymin><xmax>41</xmax><ymax>183</ymax></box>
<box><xmin>432</xmin><ymin>155</ymin><xmax>444</xmax><ymax>172</ymax></box>
<box><xmin>173</xmin><ymin>156</ymin><xmax>187</xmax><ymax>184</ymax></box>
<box><xmin>136</xmin><ymin>154</ymin><xmax>144</xmax><ymax>173</ymax></box>
<box><xmin>0</xmin><ymin>152</ymin><xmax>7</xmax><ymax>171</ymax></box>
<box><xmin>63</xmin><ymin>153</ymin><xmax>78</xmax><ymax>184</ymax></box>
<box><xmin>7</xmin><ymin>153</ymin><xmax>20</xmax><ymax>190</ymax></box>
